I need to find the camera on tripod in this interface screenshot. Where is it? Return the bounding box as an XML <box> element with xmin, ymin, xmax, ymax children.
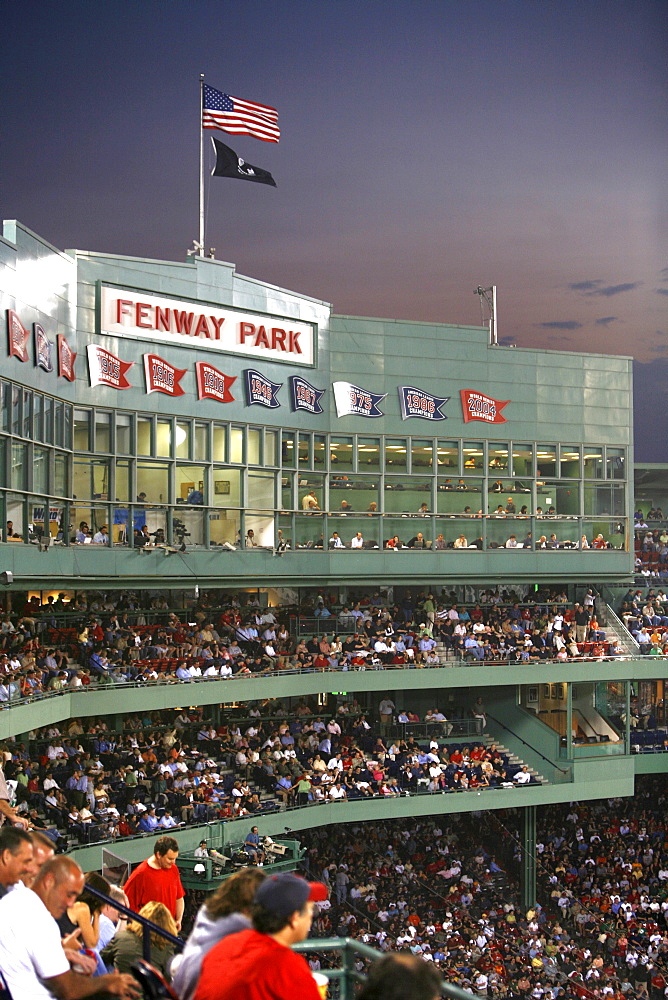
<box><xmin>173</xmin><ymin>518</ymin><xmax>191</xmax><ymax>540</ymax></box>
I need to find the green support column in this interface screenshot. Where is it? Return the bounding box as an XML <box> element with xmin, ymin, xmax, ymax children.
<box><xmin>566</xmin><ymin>681</ymin><xmax>573</xmax><ymax>756</ymax></box>
<box><xmin>625</xmin><ymin>681</ymin><xmax>631</xmax><ymax>753</ymax></box>
<box><xmin>520</xmin><ymin>805</ymin><xmax>536</xmax><ymax>912</ymax></box>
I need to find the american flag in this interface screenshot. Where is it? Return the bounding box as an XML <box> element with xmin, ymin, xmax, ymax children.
<box><xmin>202</xmin><ymin>85</ymin><xmax>280</xmax><ymax>143</ymax></box>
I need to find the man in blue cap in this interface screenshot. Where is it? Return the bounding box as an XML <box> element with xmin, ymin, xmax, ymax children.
<box><xmin>194</xmin><ymin>872</ymin><xmax>328</xmax><ymax>1000</ymax></box>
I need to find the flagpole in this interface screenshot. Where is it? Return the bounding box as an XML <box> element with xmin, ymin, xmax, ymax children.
<box><xmin>199</xmin><ymin>73</ymin><xmax>205</xmax><ymax>255</ymax></box>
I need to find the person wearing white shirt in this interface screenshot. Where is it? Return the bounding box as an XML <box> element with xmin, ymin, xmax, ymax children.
<box><xmin>351</xmin><ymin>532</ymin><xmax>364</xmax><ymax>549</ymax></box>
<box><xmin>329</xmin><ymin>532</ymin><xmax>345</xmax><ymax>548</ymax></box>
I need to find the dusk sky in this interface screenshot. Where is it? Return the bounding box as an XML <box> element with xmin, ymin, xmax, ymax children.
<box><xmin>3</xmin><ymin>1</ymin><xmax>666</xmax><ymax>458</ymax></box>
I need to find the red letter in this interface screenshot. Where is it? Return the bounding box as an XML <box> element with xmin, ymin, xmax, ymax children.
<box><xmin>271</xmin><ymin>327</ymin><xmax>287</xmax><ymax>351</ymax></box>
<box><xmin>254</xmin><ymin>325</ymin><xmax>270</xmax><ymax>349</ymax></box>
<box><xmin>193</xmin><ymin>315</ymin><xmax>210</xmax><ymax>338</ymax></box>
<box><xmin>239</xmin><ymin>322</ymin><xmax>255</xmax><ymax>343</ymax></box>
<box><xmin>155</xmin><ymin>307</ymin><xmax>170</xmax><ymax>332</ymax></box>
<box><xmin>135</xmin><ymin>302</ymin><xmax>153</xmax><ymax>328</ymax></box>
<box><xmin>209</xmin><ymin>316</ymin><xmax>225</xmax><ymax>339</ymax></box>
<box><xmin>174</xmin><ymin>311</ymin><xmax>195</xmax><ymax>335</ymax></box>
<box><xmin>288</xmin><ymin>331</ymin><xmax>302</xmax><ymax>354</ymax></box>
<box><xmin>116</xmin><ymin>299</ymin><xmax>133</xmax><ymax>323</ymax></box>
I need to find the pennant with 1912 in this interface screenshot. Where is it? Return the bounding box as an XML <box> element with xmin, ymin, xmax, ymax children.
<box><xmin>399</xmin><ymin>385</ymin><xmax>449</xmax><ymax>421</ymax></box>
<box><xmin>289</xmin><ymin>375</ymin><xmax>325</xmax><ymax>414</ymax></box>
<box><xmin>333</xmin><ymin>381</ymin><xmax>386</xmax><ymax>418</ymax></box>
<box><xmin>244</xmin><ymin>369</ymin><xmax>282</xmax><ymax>408</ymax></box>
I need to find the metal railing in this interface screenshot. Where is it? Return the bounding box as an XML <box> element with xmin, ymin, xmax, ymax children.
<box><xmin>83</xmin><ymin>881</ymin><xmax>183</xmax><ymax>962</ymax></box>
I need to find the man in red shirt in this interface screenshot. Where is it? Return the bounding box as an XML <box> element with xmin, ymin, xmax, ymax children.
<box><xmin>194</xmin><ymin>872</ymin><xmax>328</xmax><ymax>1000</ymax></box>
<box><xmin>124</xmin><ymin>835</ymin><xmax>185</xmax><ymax>931</ymax></box>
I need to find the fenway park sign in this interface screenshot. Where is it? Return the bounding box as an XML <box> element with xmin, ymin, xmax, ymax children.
<box><xmin>99</xmin><ymin>286</ymin><xmax>315</xmax><ymax>366</ymax></box>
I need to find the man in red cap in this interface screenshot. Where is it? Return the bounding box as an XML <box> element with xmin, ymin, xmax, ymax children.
<box><xmin>194</xmin><ymin>872</ymin><xmax>328</xmax><ymax>1000</ymax></box>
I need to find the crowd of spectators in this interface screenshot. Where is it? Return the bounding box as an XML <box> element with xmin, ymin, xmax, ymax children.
<box><xmin>0</xmin><ymin>585</ymin><xmax>635</xmax><ymax>711</ymax></box>
<box><xmin>299</xmin><ymin>777</ymin><xmax>668</xmax><ymax>998</ymax></box>
<box><xmin>619</xmin><ymin>589</ymin><xmax>668</xmax><ymax>656</ymax></box>
<box><xmin>0</xmin><ymin>687</ymin><xmax>543</xmax><ymax>850</ymax></box>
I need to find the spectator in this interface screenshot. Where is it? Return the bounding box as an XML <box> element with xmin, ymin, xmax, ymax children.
<box><xmin>0</xmin><ymin>826</ymin><xmax>33</xmax><ymax>898</ymax></box>
<box><xmin>193</xmin><ymin>872</ymin><xmax>327</xmax><ymax>1000</ymax></box>
<box><xmin>102</xmin><ymin>900</ymin><xmax>177</xmax><ymax>978</ymax></box>
<box><xmin>124</xmin><ymin>835</ymin><xmax>185</xmax><ymax>931</ymax></box>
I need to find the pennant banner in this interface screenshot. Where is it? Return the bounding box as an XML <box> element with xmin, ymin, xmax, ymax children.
<box><xmin>399</xmin><ymin>385</ymin><xmax>449</xmax><ymax>421</ymax></box>
<box><xmin>58</xmin><ymin>334</ymin><xmax>77</xmax><ymax>381</ymax></box>
<box><xmin>244</xmin><ymin>369</ymin><xmax>282</xmax><ymax>408</ymax></box>
<box><xmin>7</xmin><ymin>310</ymin><xmax>29</xmax><ymax>362</ymax></box>
<box><xmin>289</xmin><ymin>375</ymin><xmax>325</xmax><ymax>414</ymax></box>
<box><xmin>143</xmin><ymin>353</ymin><xmax>187</xmax><ymax>397</ymax></box>
<box><xmin>34</xmin><ymin>324</ymin><xmax>54</xmax><ymax>372</ymax></box>
<box><xmin>333</xmin><ymin>381</ymin><xmax>386</xmax><ymax>418</ymax></box>
<box><xmin>460</xmin><ymin>389</ymin><xmax>509</xmax><ymax>424</ymax></box>
<box><xmin>195</xmin><ymin>361</ymin><xmax>236</xmax><ymax>403</ymax></box>
<box><xmin>87</xmin><ymin>344</ymin><xmax>133</xmax><ymax>389</ymax></box>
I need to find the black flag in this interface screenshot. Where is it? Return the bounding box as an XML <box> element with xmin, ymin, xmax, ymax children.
<box><xmin>210</xmin><ymin>137</ymin><xmax>276</xmax><ymax>186</ymax></box>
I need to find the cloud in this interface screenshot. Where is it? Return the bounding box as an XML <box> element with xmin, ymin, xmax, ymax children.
<box><xmin>497</xmin><ymin>335</ymin><xmax>515</xmax><ymax>346</ymax></box>
<box><xmin>595</xmin><ymin>316</ymin><xmax>617</xmax><ymax>326</ymax></box>
<box><xmin>656</xmin><ymin>288</ymin><xmax>668</xmax><ymax>296</ymax></box>
<box><xmin>568</xmin><ymin>280</ymin><xmax>602</xmax><ymax>292</ymax></box>
<box><xmin>587</xmin><ymin>282</ymin><xmax>641</xmax><ymax>297</ymax></box>
<box><xmin>539</xmin><ymin>320</ymin><xmax>583</xmax><ymax>331</ymax></box>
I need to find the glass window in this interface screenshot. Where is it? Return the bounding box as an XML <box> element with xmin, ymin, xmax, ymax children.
<box><xmin>583</xmin><ymin>448</ymin><xmax>603</xmax><ymax>480</ymax></box>
<box><xmin>606</xmin><ymin>447</ymin><xmax>625</xmax><ymax>480</ymax></box>
<box><xmin>536</xmin><ymin>481</ymin><xmax>580</xmax><ymax>516</ymax></box>
<box><xmin>209</xmin><ymin>509</ymin><xmax>239</xmax><ymax>547</ymax></box>
<box><xmin>230</xmin><ymin>426</ymin><xmax>244</xmax><ymax>464</ymax></box>
<box><xmin>298</xmin><ymin>433</ymin><xmax>312</xmax><ymax>468</ymax></box>
<box><xmin>248</xmin><ymin>428</ymin><xmax>261</xmax><ymax>465</ymax></box>
<box><xmin>11</xmin><ymin>386</ymin><xmax>21</xmax><ymax>436</ymax></box>
<box><xmin>358</xmin><ymin>438</ymin><xmax>380</xmax><ymax>470</ymax></box>
<box><xmin>265</xmin><ymin>430</ymin><xmax>278</xmax><ymax>466</ymax></box>
<box><xmin>32</xmin><ymin>447</ymin><xmax>48</xmax><ymax>494</ymax></box>
<box><xmin>488</xmin><ymin>443</ymin><xmax>508</xmax><ymax>472</ymax></box>
<box><xmin>281</xmin><ymin>431</ymin><xmax>295</xmax><ymax>467</ymax></box>
<box><xmin>115</xmin><ymin>459</ymin><xmax>131</xmax><ymax>502</ymax></box>
<box><xmin>43</xmin><ymin>396</ymin><xmax>53</xmax><ymax>444</ymax></box>
<box><xmin>34</xmin><ymin>394</ymin><xmax>44</xmax><ymax>442</ymax></box>
<box><xmin>213</xmin><ymin>424</ymin><xmax>227</xmax><ymax>462</ymax></box>
<box><xmin>0</xmin><ymin>439</ymin><xmax>5</xmax><ymax>488</ymax></box>
<box><xmin>384</xmin><ymin>476</ymin><xmax>432</xmax><ymax>515</ymax></box>
<box><xmin>212</xmin><ymin>468</ymin><xmax>242</xmax><ymax>508</ymax></box>
<box><xmin>330</xmin><ymin>436</ymin><xmax>353</xmax><ymax>471</ymax></box>
<box><xmin>412</xmin><ymin>439</ymin><xmax>434</xmax><ymax>471</ymax></box>
<box><xmin>248</xmin><ymin>471</ymin><xmax>275</xmax><ymax>509</ymax></box>
<box><xmin>177</xmin><ymin>466</ymin><xmax>206</xmax><ymax>504</ymax></box>
<box><xmin>437</xmin><ymin>441</ymin><xmax>459</xmax><ymax>471</ymax></box>
<box><xmin>385</xmin><ymin>439</ymin><xmax>407</xmax><ymax>472</ymax></box>
<box><xmin>11</xmin><ymin>443</ymin><xmax>27</xmax><ymax>490</ymax></box>
<box><xmin>95</xmin><ymin>412</ymin><xmax>111</xmax><ymax>452</ymax></box>
<box><xmin>137</xmin><ymin>461</ymin><xmax>169</xmax><ymax>504</ymax></box>
<box><xmin>74</xmin><ymin>409</ymin><xmax>91</xmax><ymax>451</ymax></box>
<box><xmin>0</xmin><ymin>382</ymin><xmax>9</xmax><ymax>433</ymax></box>
<box><xmin>559</xmin><ymin>446</ymin><xmax>581</xmax><ymax>478</ymax></box>
<box><xmin>175</xmin><ymin>421</ymin><xmax>190</xmax><ymax>459</ymax></box>
<box><xmin>438</xmin><ymin>479</ymin><xmax>483</xmax><ymax>515</ymax></box>
<box><xmin>511</xmin><ymin>444</ymin><xmax>534</xmax><ymax>478</ymax></box>
<box><xmin>157</xmin><ymin>419</ymin><xmax>173</xmax><ymax>458</ymax></box>
<box><xmin>281</xmin><ymin>472</ymin><xmax>294</xmax><ymax>511</ymax></box>
<box><xmin>116</xmin><ymin>413</ymin><xmax>133</xmax><ymax>454</ymax></box>
<box><xmin>313</xmin><ymin>435</ymin><xmax>326</xmax><ymax>468</ymax></box>
<box><xmin>584</xmin><ymin>484</ymin><xmax>625</xmax><ymax>516</ymax></box>
<box><xmin>137</xmin><ymin>417</ymin><xmax>152</xmax><ymax>455</ymax></box>
<box><xmin>64</xmin><ymin>405</ymin><xmax>72</xmax><ymax>450</ymax></box>
<box><xmin>329</xmin><ymin>476</ymin><xmax>380</xmax><ymax>514</ymax></box>
<box><xmin>22</xmin><ymin>390</ymin><xmax>32</xmax><ymax>439</ymax></box>
<box><xmin>536</xmin><ymin>446</ymin><xmax>556</xmax><ymax>478</ymax></box>
<box><xmin>462</xmin><ymin>442</ymin><xmax>484</xmax><ymax>470</ymax></box>
<box><xmin>195</xmin><ymin>423</ymin><xmax>208</xmax><ymax>462</ymax></box>
<box><xmin>54</xmin><ymin>454</ymin><xmax>67</xmax><ymax>496</ymax></box>
<box><xmin>298</xmin><ymin>475</ymin><xmax>325</xmax><ymax>512</ymax></box>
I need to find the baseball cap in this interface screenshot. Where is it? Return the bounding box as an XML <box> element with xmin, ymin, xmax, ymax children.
<box><xmin>254</xmin><ymin>873</ymin><xmax>328</xmax><ymax>916</ymax></box>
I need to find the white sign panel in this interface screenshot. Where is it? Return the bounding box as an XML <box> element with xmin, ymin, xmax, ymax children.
<box><xmin>99</xmin><ymin>286</ymin><xmax>315</xmax><ymax>366</ymax></box>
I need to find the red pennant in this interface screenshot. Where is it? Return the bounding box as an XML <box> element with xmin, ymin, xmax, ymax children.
<box><xmin>7</xmin><ymin>309</ymin><xmax>29</xmax><ymax>362</ymax></box>
<box><xmin>460</xmin><ymin>390</ymin><xmax>509</xmax><ymax>424</ymax></box>
<box><xmin>143</xmin><ymin>354</ymin><xmax>187</xmax><ymax>396</ymax></box>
